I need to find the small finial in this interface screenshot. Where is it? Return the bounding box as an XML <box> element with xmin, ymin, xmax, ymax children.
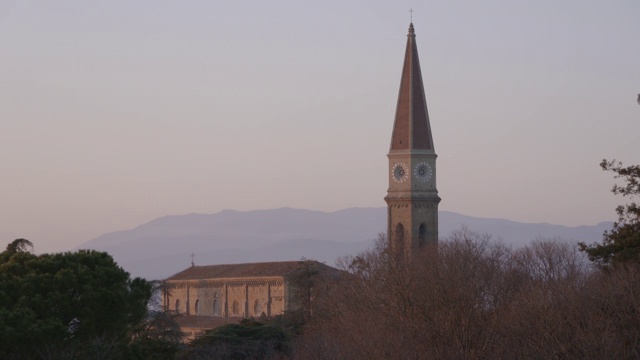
<box><xmin>408</xmin><ymin>23</ymin><xmax>415</xmax><ymax>36</ymax></box>
<box><xmin>190</xmin><ymin>252</ymin><xmax>195</xmax><ymax>267</ymax></box>
<box><xmin>407</xmin><ymin>9</ymin><xmax>415</xmax><ymax>36</ymax></box>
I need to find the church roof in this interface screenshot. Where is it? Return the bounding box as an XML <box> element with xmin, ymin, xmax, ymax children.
<box><xmin>390</xmin><ymin>23</ymin><xmax>434</xmax><ymax>152</ymax></box>
<box><xmin>165</xmin><ymin>260</ymin><xmax>339</xmax><ymax>281</ymax></box>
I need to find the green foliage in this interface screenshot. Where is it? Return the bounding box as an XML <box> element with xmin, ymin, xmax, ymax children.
<box><xmin>0</xmin><ymin>240</ymin><xmax>153</xmax><ymax>359</ymax></box>
<box><xmin>129</xmin><ymin>335</ymin><xmax>182</xmax><ymax>360</ymax></box>
<box><xmin>579</xmin><ymin>160</ymin><xmax>640</xmax><ymax>265</ymax></box>
<box><xmin>129</xmin><ymin>309</ymin><xmax>185</xmax><ymax>360</ymax></box>
<box><xmin>204</xmin><ymin>318</ymin><xmax>288</xmax><ymax>345</ymax></box>
<box><xmin>3</xmin><ymin>238</ymin><xmax>33</xmax><ymax>255</ymax></box>
<box><xmin>286</xmin><ymin>259</ymin><xmax>321</xmax><ymax>321</ymax></box>
<box><xmin>184</xmin><ymin>318</ymin><xmax>290</xmax><ymax>359</ymax></box>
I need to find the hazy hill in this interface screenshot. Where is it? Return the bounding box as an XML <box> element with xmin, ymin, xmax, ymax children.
<box><xmin>77</xmin><ymin>208</ymin><xmax>612</xmax><ymax>280</ymax></box>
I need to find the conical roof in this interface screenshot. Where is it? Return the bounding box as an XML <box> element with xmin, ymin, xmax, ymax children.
<box><xmin>389</xmin><ymin>23</ymin><xmax>434</xmax><ymax>152</ymax></box>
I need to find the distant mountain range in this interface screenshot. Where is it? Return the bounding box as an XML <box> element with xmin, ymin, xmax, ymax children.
<box><xmin>77</xmin><ymin>208</ymin><xmax>613</xmax><ymax>280</ymax></box>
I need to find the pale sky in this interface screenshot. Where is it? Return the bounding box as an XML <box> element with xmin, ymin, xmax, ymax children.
<box><xmin>1</xmin><ymin>0</ymin><xmax>638</xmax><ymax>254</ymax></box>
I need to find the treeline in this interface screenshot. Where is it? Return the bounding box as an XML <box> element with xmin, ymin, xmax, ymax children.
<box><xmin>4</xmin><ymin>232</ymin><xmax>639</xmax><ymax>359</ymax></box>
<box><xmin>292</xmin><ymin>230</ymin><xmax>640</xmax><ymax>359</ymax></box>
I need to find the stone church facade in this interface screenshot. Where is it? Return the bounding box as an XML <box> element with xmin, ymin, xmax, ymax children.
<box><xmin>163</xmin><ymin>261</ymin><xmax>339</xmax><ymax>339</ymax></box>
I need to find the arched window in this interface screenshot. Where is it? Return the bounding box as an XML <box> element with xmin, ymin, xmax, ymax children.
<box><xmin>395</xmin><ymin>223</ymin><xmax>405</xmax><ymax>255</ymax></box>
<box><xmin>254</xmin><ymin>300</ymin><xmax>262</xmax><ymax>316</ymax></box>
<box><xmin>232</xmin><ymin>300</ymin><xmax>239</xmax><ymax>316</ymax></box>
<box><xmin>175</xmin><ymin>299</ymin><xmax>180</xmax><ymax>314</ymax></box>
<box><xmin>194</xmin><ymin>299</ymin><xmax>200</xmax><ymax>315</ymax></box>
<box><xmin>213</xmin><ymin>299</ymin><xmax>220</xmax><ymax>316</ymax></box>
<box><xmin>419</xmin><ymin>223</ymin><xmax>426</xmax><ymax>247</ymax></box>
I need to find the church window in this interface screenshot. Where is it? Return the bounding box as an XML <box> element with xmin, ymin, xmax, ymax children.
<box><xmin>194</xmin><ymin>299</ymin><xmax>200</xmax><ymax>315</ymax></box>
<box><xmin>419</xmin><ymin>223</ymin><xmax>426</xmax><ymax>247</ymax></box>
<box><xmin>213</xmin><ymin>299</ymin><xmax>220</xmax><ymax>316</ymax></box>
<box><xmin>232</xmin><ymin>300</ymin><xmax>239</xmax><ymax>316</ymax></box>
<box><xmin>254</xmin><ymin>300</ymin><xmax>262</xmax><ymax>316</ymax></box>
<box><xmin>175</xmin><ymin>299</ymin><xmax>180</xmax><ymax>314</ymax></box>
<box><xmin>395</xmin><ymin>223</ymin><xmax>405</xmax><ymax>255</ymax></box>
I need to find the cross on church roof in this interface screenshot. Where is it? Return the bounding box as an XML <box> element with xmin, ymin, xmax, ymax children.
<box><xmin>190</xmin><ymin>253</ymin><xmax>195</xmax><ymax>267</ymax></box>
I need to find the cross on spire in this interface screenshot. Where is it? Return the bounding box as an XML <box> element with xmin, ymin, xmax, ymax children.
<box><xmin>190</xmin><ymin>253</ymin><xmax>195</xmax><ymax>267</ymax></box>
<box><xmin>409</xmin><ymin>8</ymin><xmax>414</xmax><ymax>23</ymax></box>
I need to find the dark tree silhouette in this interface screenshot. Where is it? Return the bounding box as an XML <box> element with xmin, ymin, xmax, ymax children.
<box><xmin>4</xmin><ymin>238</ymin><xmax>33</xmax><ymax>255</ymax></box>
<box><xmin>580</xmin><ymin>160</ymin><xmax>640</xmax><ymax>265</ymax></box>
<box><xmin>0</xmin><ymin>241</ymin><xmax>152</xmax><ymax>359</ymax></box>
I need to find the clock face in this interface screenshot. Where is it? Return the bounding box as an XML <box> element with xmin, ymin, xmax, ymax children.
<box><xmin>392</xmin><ymin>163</ymin><xmax>409</xmax><ymax>183</ymax></box>
<box><xmin>414</xmin><ymin>162</ymin><xmax>433</xmax><ymax>182</ymax></box>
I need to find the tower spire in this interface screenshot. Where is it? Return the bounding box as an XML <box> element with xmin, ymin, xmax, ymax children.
<box><xmin>385</xmin><ymin>23</ymin><xmax>440</xmax><ymax>257</ymax></box>
<box><xmin>389</xmin><ymin>22</ymin><xmax>434</xmax><ymax>152</ymax></box>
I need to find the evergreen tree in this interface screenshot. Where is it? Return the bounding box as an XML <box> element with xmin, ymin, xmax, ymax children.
<box><xmin>580</xmin><ymin>160</ymin><xmax>640</xmax><ymax>265</ymax></box>
<box><xmin>0</xmin><ymin>240</ymin><xmax>152</xmax><ymax>359</ymax></box>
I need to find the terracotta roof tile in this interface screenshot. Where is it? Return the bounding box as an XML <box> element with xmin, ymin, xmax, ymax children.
<box><xmin>165</xmin><ymin>260</ymin><xmax>340</xmax><ymax>281</ymax></box>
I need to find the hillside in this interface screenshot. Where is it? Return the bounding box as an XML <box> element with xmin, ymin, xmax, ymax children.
<box><xmin>77</xmin><ymin>208</ymin><xmax>612</xmax><ymax>280</ymax></box>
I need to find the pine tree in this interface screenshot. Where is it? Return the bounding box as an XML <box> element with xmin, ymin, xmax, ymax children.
<box><xmin>579</xmin><ymin>160</ymin><xmax>640</xmax><ymax>265</ymax></box>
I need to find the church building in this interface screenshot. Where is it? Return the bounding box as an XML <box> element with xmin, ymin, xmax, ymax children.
<box><xmin>164</xmin><ymin>260</ymin><xmax>341</xmax><ymax>339</ymax></box>
<box><xmin>163</xmin><ymin>22</ymin><xmax>439</xmax><ymax>339</ymax></box>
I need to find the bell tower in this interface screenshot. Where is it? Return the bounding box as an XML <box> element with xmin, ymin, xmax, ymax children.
<box><xmin>385</xmin><ymin>23</ymin><xmax>440</xmax><ymax>257</ymax></box>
